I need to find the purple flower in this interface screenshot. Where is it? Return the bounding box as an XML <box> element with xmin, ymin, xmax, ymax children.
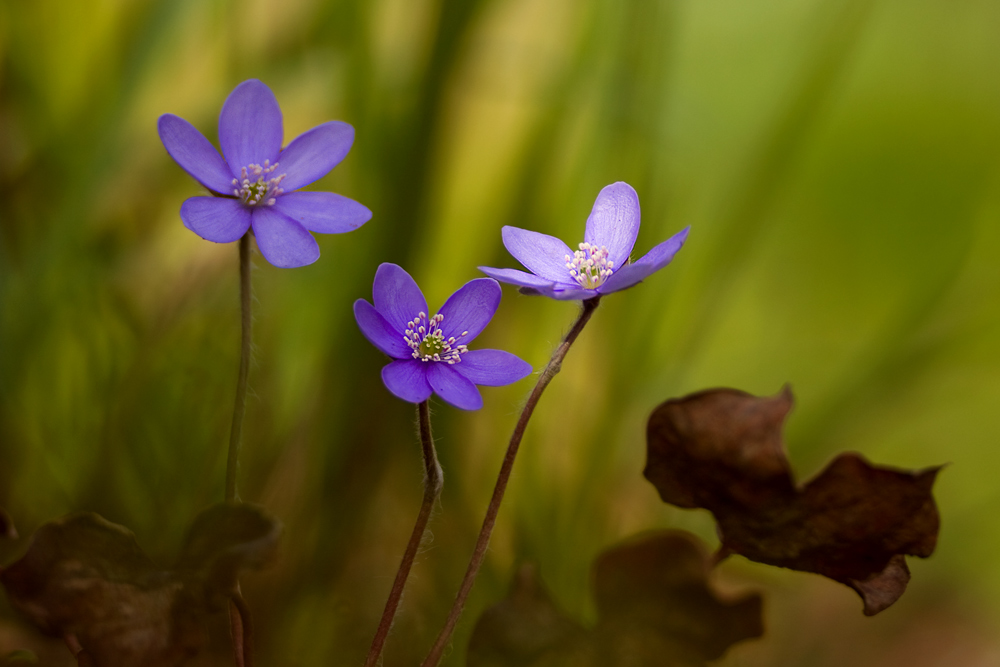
<box><xmin>479</xmin><ymin>182</ymin><xmax>689</xmax><ymax>300</ymax></box>
<box><xmin>354</xmin><ymin>264</ymin><xmax>533</xmax><ymax>410</ymax></box>
<box><xmin>157</xmin><ymin>79</ymin><xmax>371</xmax><ymax>268</ymax></box>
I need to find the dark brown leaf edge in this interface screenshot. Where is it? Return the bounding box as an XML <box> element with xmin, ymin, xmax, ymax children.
<box><xmin>467</xmin><ymin>563</ymin><xmax>587</xmax><ymax>667</ymax></box>
<box><xmin>468</xmin><ymin>530</ymin><xmax>763</xmax><ymax>667</ymax></box>
<box><xmin>0</xmin><ymin>507</ymin><xmax>17</xmax><ymax>541</ymax></box>
<box><xmin>645</xmin><ymin>386</ymin><xmax>942</xmax><ymax>615</ymax></box>
<box><xmin>175</xmin><ymin>501</ymin><xmax>282</xmax><ymax>607</ymax></box>
<box><xmin>0</xmin><ymin>502</ymin><xmax>280</xmax><ymax>667</ymax></box>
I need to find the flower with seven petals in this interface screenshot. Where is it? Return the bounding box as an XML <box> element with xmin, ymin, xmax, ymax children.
<box><xmin>354</xmin><ymin>264</ymin><xmax>532</xmax><ymax>410</ymax></box>
<box><xmin>158</xmin><ymin>79</ymin><xmax>371</xmax><ymax>268</ymax></box>
<box><xmin>479</xmin><ymin>182</ymin><xmax>689</xmax><ymax>299</ymax></box>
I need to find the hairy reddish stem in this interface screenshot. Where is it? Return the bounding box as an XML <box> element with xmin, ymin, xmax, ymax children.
<box><xmin>365</xmin><ymin>400</ymin><xmax>443</xmax><ymax>667</ymax></box>
<box><xmin>230</xmin><ymin>591</ymin><xmax>254</xmax><ymax>667</ymax></box>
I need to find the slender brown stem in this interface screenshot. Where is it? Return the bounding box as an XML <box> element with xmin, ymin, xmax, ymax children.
<box><xmin>226</xmin><ymin>232</ymin><xmax>253</xmax><ymax>502</ymax></box>
<box><xmin>365</xmin><ymin>400</ymin><xmax>443</xmax><ymax>667</ymax></box>
<box><xmin>226</xmin><ymin>234</ymin><xmax>253</xmax><ymax>667</ymax></box>
<box><xmin>420</xmin><ymin>296</ymin><xmax>600</xmax><ymax>667</ymax></box>
<box><xmin>229</xmin><ymin>591</ymin><xmax>255</xmax><ymax>667</ymax></box>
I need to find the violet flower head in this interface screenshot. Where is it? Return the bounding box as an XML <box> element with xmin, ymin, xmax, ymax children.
<box><xmin>354</xmin><ymin>264</ymin><xmax>532</xmax><ymax>410</ymax></box>
<box><xmin>480</xmin><ymin>182</ymin><xmax>689</xmax><ymax>300</ymax></box>
<box><xmin>158</xmin><ymin>79</ymin><xmax>371</xmax><ymax>268</ymax></box>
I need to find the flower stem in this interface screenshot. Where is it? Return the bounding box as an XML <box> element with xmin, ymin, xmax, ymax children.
<box><xmin>365</xmin><ymin>400</ymin><xmax>443</xmax><ymax>667</ymax></box>
<box><xmin>229</xmin><ymin>591</ymin><xmax>254</xmax><ymax>667</ymax></box>
<box><xmin>226</xmin><ymin>233</ymin><xmax>253</xmax><ymax>667</ymax></box>
<box><xmin>419</xmin><ymin>296</ymin><xmax>601</xmax><ymax>667</ymax></box>
<box><xmin>226</xmin><ymin>232</ymin><xmax>253</xmax><ymax>502</ymax></box>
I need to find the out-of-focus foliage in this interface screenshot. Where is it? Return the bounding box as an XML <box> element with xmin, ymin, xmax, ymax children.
<box><xmin>2</xmin><ymin>0</ymin><xmax>1000</xmax><ymax>664</ymax></box>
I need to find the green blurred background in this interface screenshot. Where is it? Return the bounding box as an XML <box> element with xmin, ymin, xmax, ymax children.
<box><xmin>2</xmin><ymin>0</ymin><xmax>1000</xmax><ymax>664</ymax></box>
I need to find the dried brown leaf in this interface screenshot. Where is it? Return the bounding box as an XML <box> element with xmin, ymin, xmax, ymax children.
<box><xmin>0</xmin><ymin>503</ymin><xmax>280</xmax><ymax>667</ymax></box>
<box><xmin>467</xmin><ymin>564</ymin><xmax>587</xmax><ymax>667</ymax></box>
<box><xmin>175</xmin><ymin>502</ymin><xmax>281</xmax><ymax>606</ymax></box>
<box><xmin>593</xmin><ymin>531</ymin><xmax>763</xmax><ymax>663</ymax></box>
<box><xmin>645</xmin><ymin>387</ymin><xmax>941</xmax><ymax>615</ymax></box>
<box><xmin>468</xmin><ymin>531</ymin><xmax>763</xmax><ymax>667</ymax></box>
<box><xmin>0</xmin><ymin>513</ymin><xmax>195</xmax><ymax>667</ymax></box>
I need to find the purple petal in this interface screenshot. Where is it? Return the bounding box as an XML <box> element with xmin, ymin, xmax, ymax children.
<box><xmin>158</xmin><ymin>114</ymin><xmax>235</xmax><ymax>194</ymax></box>
<box><xmin>250</xmin><ymin>206</ymin><xmax>320</xmax><ymax>268</ymax></box>
<box><xmin>478</xmin><ymin>266</ymin><xmax>557</xmax><ymax>290</ymax></box>
<box><xmin>436</xmin><ymin>278</ymin><xmax>501</xmax><ymax>343</ymax></box>
<box><xmin>373</xmin><ymin>263</ymin><xmax>428</xmax><ymax>333</ymax></box>
<box><xmin>354</xmin><ymin>299</ymin><xmax>410</xmax><ymax>358</ymax></box>
<box><xmin>548</xmin><ymin>286</ymin><xmax>598</xmax><ymax>300</ymax></box>
<box><xmin>598</xmin><ymin>226</ymin><xmax>689</xmax><ymax>294</ymax></box>
<box><xmin>426</xmin><ymin>363</ymin><xmax>483</xmax><ymax>410</ymax></box>
<box><xmin>271</xmin><ymin>191</ymin><xmax>371</xmax><ymax>234</ymax></box>
<box><xmin>218</xmin><ymin>79</ymin><xmax>283</xmax><ymax>173</ymax></box>
<box><xmin>277</xmin><ymin>121</ymin><xmax>355</xmax><ymax>191</ymax></box>
<box><xmin>521</xmin><ymin>282</ymin><xmax>596</xmax><ymax>301</ymax></box>
<box><xmin>453</xmin><ymin>349</ymin><xmax>532</xmax><ymax>387</ymax></box>
<box><xmin>382</xmin><ymin>360</ymin><xmax>433</xmax><ymax>404</ymax></box>
<box><xmin>179</xmin><ymin>197</ymin><xmax>251</xmax><ymax>243</ymax></box>
<box><xmin>584</xmin><ymin>182</ymin><xmax>641</xmax><ymax>270</ymax></box>
<box><xmin>502</xmin><ymin>226</ymin><xmax>574</xmax><ymax>283</ymax></box>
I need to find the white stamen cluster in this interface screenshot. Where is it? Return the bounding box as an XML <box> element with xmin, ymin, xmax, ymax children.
<box><xmin>232</xmin><ymin>160</ymin><xmax>286</xmax><ymax>206</ymax></box>
<box><xmin>405</xmin><ymin>312</ymin><xmax>469</xmax><ymax>364</ymax></box>
<box><xmin>565</xmin><ymin>242</ymin><xmax>614</xmax><ymax>289</ymax></box>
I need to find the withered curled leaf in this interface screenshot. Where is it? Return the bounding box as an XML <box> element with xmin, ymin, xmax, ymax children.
<box><xmin>0</xmin><ymin>503</ymin><xmax>280</xmax><ymax>667</ymax></box>
<box><xmin>0</xmin><ymin>512</ymin><xmax>192</xmax><ymax>667</ymax></box>
<box><xmin>468</xmin><ymin>531</ymin><xmax>763</xmax><ymax>667</ymax></box>
<box><xmin>467</xmin><ymin>564</ymin><xmax>586</xmax><ymax>667</ymax></box>
<box><xmin>175</xmin><ymin>501</ymin><xmax>281</xmax><ymax>607</ymax></box>
<box><xmin>645</xmin><ymin>387</ymin><xmax>941</xmax><ymax>615</ymax></box>
<box><xmin>592</xmin><ymin>531</ymin><xmax>763</xmax><ymax>663</ymax></box>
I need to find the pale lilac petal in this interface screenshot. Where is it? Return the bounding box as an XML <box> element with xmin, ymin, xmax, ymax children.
<box><xmin>271</xmin><ymin>191</ymin><xmax>371</xmax><ymax>234</ymax></box>
<box><xmin>502</xmin><ymin>226</ymin><xmax>574</xmax><ymax>282</ymax></box>
<box><xmin>158</xmin><ymin>115</ymin><xmax>235</xmax><ymax>194</ymax></box>
<box><xmin>218</xmin><ymin>79</ymin><xmax>283</xmax><ymax>172</ymax></box>
<box><xmin>478</xmin><ymin>266</ymin><xmax>556</xmax><ymax>290</ymax></box>
<box><xmin>453</xmin><ymin>350</ymin><xmax>532</xmax><ymax>387</ymax></box>
<box><xmin>382</xmin><ymin>360</ymin><xmax>433</xmax><ymax>403</ymax></box>
<box><xmin>277</xmin><ymin>121</ymin><xmax>354</xmax><ymax>191</ymax></box>
<box><xmin>354</xmin><ymin>299</ymin><xmax>410</xmax><ymax>358</ymax></box>
<box><xmin>598</xmin><ymin>226</ymin><xmax>689</xmax><ymax>294</ymax></box>
<box><xmin>250</xmin><ymin>207</ymin><xmax>319</xmax><ymax>268</ymax></box>
<box><xmin>584</xmin><ymin>182</ymin><xmax>641</xmax><ymax>269</ymax></box>
<box><xmin>179</xmin><ymin>197</ymin><xmax>251</xmax><ymax>243</ymax></box>
<box><xmin>524</xmin><ymin>283</ymin><xmax>596</xmax><ymax>301</ymax></box>
<box><xmin>373</xmin><ymin>263</ymin><xmax>428</xmax><ymax>333</ymax></box>
<box><xmin>551</xmin><ymin>286</ymin><xmax>598</xmax><ymax>300</ymax></box>
<box><xmin>436</xmin><ymin>278</ymin><xmax>500</xmax><ymax>343</ymax></box>
<box><xmin>595</xmin><ymin>264</ymin><xmax>647</xmax><ymax>293</ymax></box>
<box><xmin>426</xmin><ymin>364</ymin><xmax>483</xmax><ymax>411</ymax></box>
